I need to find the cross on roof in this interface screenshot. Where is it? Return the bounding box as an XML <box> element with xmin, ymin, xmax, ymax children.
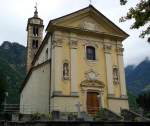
<box><xmin>34</xmin><ymin>2</ymin><xmax>38</xmax><ymax>12</ymax></box>
<box><xmin>89</xmin><ymin>0</ymin><xmax>92</xmax><ymax>5</ymax></box>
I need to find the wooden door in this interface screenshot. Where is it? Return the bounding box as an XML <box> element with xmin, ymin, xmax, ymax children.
<box><xmin>87</xmin><ymin>92</ymin><xmax>100</xmax><ymax>115</ymax></box>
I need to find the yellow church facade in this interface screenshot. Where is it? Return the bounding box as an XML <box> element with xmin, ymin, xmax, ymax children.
<box><xmin>20</xmin><ymin>5</ymin><xmax>129</xmax><ymax>115</ymax></box>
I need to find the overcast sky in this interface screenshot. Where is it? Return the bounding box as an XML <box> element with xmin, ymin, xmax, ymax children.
<box><xmin>0</xmin><ymin>0</ymin><xmax>150</xmax><ymax>66</ymax></box>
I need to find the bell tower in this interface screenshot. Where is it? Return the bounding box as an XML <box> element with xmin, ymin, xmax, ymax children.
<box><xmin>26</xmin><ymin>5</ymin><xmax>44</xmax><ymax>72</ymax></box>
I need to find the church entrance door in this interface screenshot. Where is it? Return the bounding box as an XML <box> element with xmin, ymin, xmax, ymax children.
<box><xmin>87</xmin><ymin>92</ymin><xmax>100</xmax><ymax>115</ymax></box>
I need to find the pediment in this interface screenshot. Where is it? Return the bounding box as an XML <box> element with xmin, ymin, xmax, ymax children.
<box><xmin>47</xmin><ymin>5</ymin><xmax>128</xmax><ymax>38</ymax></box>
<box><xmin>54</xmin><ymin>14</ymin><xmax>108</xmax><ymax>33</ymax></box>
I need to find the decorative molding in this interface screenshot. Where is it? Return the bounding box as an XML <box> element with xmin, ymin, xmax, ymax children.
<box><xmin>69</xmin><ymin>40</ymin><xmax>78</xmax><ymax>49</ymax></box>
<box><xmin>116</xmin><ymin>47</ymin><xmax>124</xmax><ymax>56</ymax></box>
<box><xmin>120</xmin><ymin>95</ymin><xmax>128</xmax><ymax>99</ymax></box>
<box><xmin>53</xmin><ymin>91</ymin><xmax>62</xmax><ymax>96</ymax></box>
<box><xmin>103</xmin><ymin>45</ymin><xmax>112</xmax><ymax>54</ymax></box>
<box><xmin>85</xmin><ymin>69</ymin><xmax>100</xmax><ymax>80</ymax></box>
<box><xmin>69</xmin><ymin>33</ymin><xmax>78</xmax><ymax>49</ymax></box>
<box><xmin>108</xmin><ymin>96</ymin><xmax>128</xmax><ymax>100</ymax></box>
<box><xmin>52</xmin><ymin>38</ymin><xmax>63</xmax><ymax>47</ymax></box>
<box><xmin>52</xmin><ymin>31</ymin><xmax>63</xmax><ymax>47</ymax></box>
<box><xmin>52</xmin><ymin>95</ymin><xmax>79</xmax><ymax>98</ymax></box>
<box><xmin>80</xmin><ymin>80</ymin><xmax>105</xmax><ymax>88</ymax></box>
<box><xmin>71</xmin><ymin>92</ymin><xmax>79</xmax><ymax>96</ymax></box>
<box><xmin>84</xmin><ymin>41</ymin><xmax>99</xmax><ymax>48</ymax></box>
<box><xmin>80</xmin><ymin>21</ymin><xmax>96</xmax><ymax>31</ymax></box>
<box><xmin>108</xmin><ymin>94</ymin><xmax>115</xmax><ymax>98</ymax></box>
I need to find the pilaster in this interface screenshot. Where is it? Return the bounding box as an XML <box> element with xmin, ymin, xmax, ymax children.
<box><xmin>103</xmin><ymin>41</ymin><xmax>114</xmax><ymax>97</ymax></box>
<box><xmin>51</xmin><ymin>32</ymin><xmax>63</xmax><ymax>94</ymax></box>
<box><xmin>70</xmin><ymin>34</ymin><xmax>78</xmax><ymax>94</ymax></box>
<box><xmin>116</xmin><ymin>43</ymin><xmax>127</xmax><ymax>98</ymax></box>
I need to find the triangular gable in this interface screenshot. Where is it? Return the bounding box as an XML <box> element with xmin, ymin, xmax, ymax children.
<box><xmin>46</xmin><ymin>5</ymin><xmax>129</xmax><ymax>38</ymax></box>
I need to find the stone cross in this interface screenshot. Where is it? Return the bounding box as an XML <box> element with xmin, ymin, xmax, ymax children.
<box><xmin>35</xmin><ymin>2</ymin><xmax>38</xmax><ymax>11</ymax></box>
<box><xmin>89</xmin><ymin>0</ymin><xmax>92</xmax><ymax>4</ymax></box>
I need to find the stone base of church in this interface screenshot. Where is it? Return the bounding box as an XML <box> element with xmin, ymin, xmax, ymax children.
<box><xmin>50</xmin><ymin>96</ymin><xmax>80</xmax><ymax>112</ymax></box>
<box><xmin>108</xmin><ymin>97</ymin><xmax>129</xmax><ymax>114</ymax></box>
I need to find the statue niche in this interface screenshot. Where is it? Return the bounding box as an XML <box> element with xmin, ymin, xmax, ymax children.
<box><xmin>113</xmin><ymin>65</ymin><xmax>119</xmax><ymax>84</ymax></box>
<box><xmin>63</xmin><ymin>62</ymin><xmax>69</xmax><ymax>80</ymax></box>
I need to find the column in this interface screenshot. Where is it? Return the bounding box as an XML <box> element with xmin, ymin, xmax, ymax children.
<box><xmin>70</xmin><ymin>35</ymin><xmax>78</xmax><ymax>96</ymax></box>
<box><xmin>103</xmin><ymin>43</ymin><xmax>114</xmax><ymax>97</ymax></box>
<box><xmin>116</xmin><ymin>46</ymin><xmax>127</xmax><ymax>98</ymax></box>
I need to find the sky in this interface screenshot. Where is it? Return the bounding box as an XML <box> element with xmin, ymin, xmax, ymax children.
<box><xmin>0</xmin><ymin>0</ymin><xmax>150</xmax><ymax>66</ymax></box>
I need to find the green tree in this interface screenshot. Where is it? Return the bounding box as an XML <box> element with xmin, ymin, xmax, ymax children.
<box><xmin>136</xmin><ymin>92</ymin><xmax>150</xmax><ymax>116</ymax></box>
<box><xmin>0</xmin><ymin>74</ymin><xmax>7</xmax><ymax>111</ymax></box>
<box><xmin>120</xmin><ymin>0</ymin><xmax>150</xmax><ymax>42</ymax></box>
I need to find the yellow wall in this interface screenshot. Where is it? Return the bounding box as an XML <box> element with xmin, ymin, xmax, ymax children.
<box><xmin>54</xmin><ymin>31</ymin><xmax>109</xmax><ymax>108</ymax></box>
<box><xmin>52</xmin><ymin>29</ymin><xmax>128</xmax><ymax>112</ymax></box>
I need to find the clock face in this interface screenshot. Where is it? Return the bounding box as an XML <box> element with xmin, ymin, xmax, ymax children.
<box><xmin>88</xmin><ymin>72</ymin><xmax>96</xmax><ymax>80</ymax></box>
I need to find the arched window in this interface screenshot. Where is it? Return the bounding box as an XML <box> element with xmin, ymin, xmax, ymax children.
<box><xmin>32</xmin><ymin>40</ymin><xmax>38</xmax><ymax>48</ymax></box>
<box><xmin>36</xmin><ymin>40</ymin><xmax>38</xmax><ymax>48</ymax></box>
<box><xmin>86</xmin><ymin>46</ymin><xmax>96</xmax><ymax>60</ymax></box>
<box><xmin>36</xmin><ymin>27</ymin><xmax>38</xmax><ymax>36</ymax></box>
<box><xmin>33</xmin><ymin>26</ymin><xmax>38</xmax><ymax>36</ymax></box>
<box><xmin>63</xmin><ymin>63</ymin><xmax>69</xmax><ymax>80</ymax></box>
<box><xmin>32</xmin><ymin>40</ymin><xmax>36</xmax><ymax>48</ymax></box>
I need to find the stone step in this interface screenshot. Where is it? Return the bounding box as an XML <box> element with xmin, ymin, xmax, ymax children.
<box><xmin>121</xmin><ymin>109</ymin><xmax>150</xmax><ymax>122</ymax></box>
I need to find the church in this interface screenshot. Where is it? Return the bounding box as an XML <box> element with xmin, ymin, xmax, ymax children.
<box><xmin>20</xmin><ymin>5</ymin><xmax>129</xmax><ymax>115</ymax></box>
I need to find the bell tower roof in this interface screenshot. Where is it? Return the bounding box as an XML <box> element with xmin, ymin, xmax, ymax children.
<box><xmin>26</xmin><ymin>4</ymin><xmax>44</xmax><ymax>31</ymax></box>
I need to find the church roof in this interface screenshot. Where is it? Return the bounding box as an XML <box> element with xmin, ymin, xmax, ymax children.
<box><xmin>46</xmin><ymin>5</ymin><xmax>129</xmax><ymax>38</ymax></box>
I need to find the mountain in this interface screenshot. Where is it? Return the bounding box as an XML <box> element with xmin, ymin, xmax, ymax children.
<box><xmin>125</xmin><ymin>58</ymin><xmax>150</xmax><ymax>96</ymax></box>
<box><xmin>0</xmin><ymin>41</ymin><xmax>26</xmax><ymax>104</ymax></box>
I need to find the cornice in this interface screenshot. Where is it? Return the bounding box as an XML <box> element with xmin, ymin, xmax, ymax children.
<box><xmin>47</xmin><ymin>25</ymin><xmax>127</xmax><ymax>41</ymax></box>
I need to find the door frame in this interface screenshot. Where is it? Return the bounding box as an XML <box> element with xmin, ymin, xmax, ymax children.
<box><xmin>86</xmin><ymin>91</ymin><xmax>101</xmax><ymax>114</ymax></box>
<box><xmin>80</xmin><ymin>80</ymin><xmax>105</xmax><ymax>112</ymax></box>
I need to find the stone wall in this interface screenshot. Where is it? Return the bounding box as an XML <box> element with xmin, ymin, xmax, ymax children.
<box><xmin>0</xmin><ymin>121</ymin><xmax>150</xmax><ymax>126</ymax></box>
<box><xmin>20</xmin><ymin>62</ymin><xmax>50</xmax><ymax>114</ymax></box>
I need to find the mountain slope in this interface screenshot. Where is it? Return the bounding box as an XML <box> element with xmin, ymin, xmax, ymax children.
<box><xmin>0</xmin><ymin>41</ymin><xmax>26</xmax><ymax>104</ymax></box>
<box><xmin>125</xmin><ymin>58</ymin><xmax>150</xmax><ymax>95</ymax></box>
